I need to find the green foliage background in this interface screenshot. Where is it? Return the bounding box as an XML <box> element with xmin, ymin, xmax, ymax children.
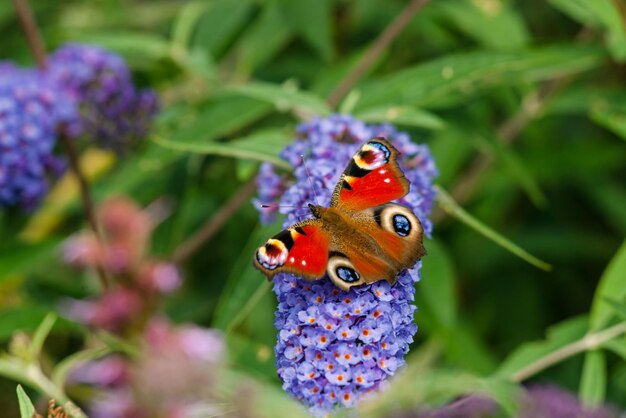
<box><xmin>1</xmin><ymin>0</ymin><xmax>626</xmax><ymax>416</ymax></box>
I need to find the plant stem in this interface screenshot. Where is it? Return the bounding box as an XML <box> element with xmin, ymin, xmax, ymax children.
<box><xmin>11</xmin><ymin>0</ymin><xmax>47</xmax><ymax>69</ymax></box>
<box><xmin>13</xmin><ymin>0</ymin><xmax>109</xmax><ymax>290</ymax></box>
<box><xmin>61</xmin><ymin>136</ymin><xmax>109</xmax><ymax>289</ymax></box>
<box><xmin>172</xmin><ymin>177</ymin><xmax>257</xmax><ymax>264</ymax></box>
<box><xmin>510</xmin><ymin>321</ymin><xmax>626</xmax><ymax>383</ymax></box>
<box><xmin>326</xmin><ymin>0</ymin><xmax>430</xmax><ymax>108</ymax></box>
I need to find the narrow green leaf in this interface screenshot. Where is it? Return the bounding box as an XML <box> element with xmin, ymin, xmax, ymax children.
<box><xmin>579</xmin><ymin>350</ymin><xmax>607</xmax><ymax>407</ymax></box>
<box><xmin>223</xmin><ymin>81</ymin><xmax>330</xmax><ymax>117</ymax></box>
<box><xmin>234</xmin><ymin>1</ymin><xmax>293</xmax><ymax>75</ymax></box>
<box><xmin>51</xmin><ymin>347</ymin><xmax>110</xmax><ymax>389</ymax></box>
<box><xmin>212</xmin><ymin>223</ymin><xmax>279</xmax><ymax>330</ymax></box>
<box><xmin>603</xmin><ymin>297</ymin><xmax>626</xmax><ymax>321</ymax></box>
<box><xmin>152</xmin><ymin>129</ymin><xmax>292</xmax><ymax>169</ymax></box>
<box><xmin>589</xmin><ymin>240</ymin><xmax>626</xmax><ymax>332</ymax></box>
<box><xmin>419</xmin><ymin>239</ymin><xmax>457</xmax><ymax>327</ymax></box>
<box><xmin>279</xmin><ymin>0</ymin><xmax>333</xmax><ymax>61</ymax></box>
<box><xmin>602</xmin><ymin>338</ymin><xmax>626</xmax><ymax>361</ymax></box>
<box><xmin>439</xmin><ymin>324</ymin><xmax>498</xmax><ymax>374</ymax></box>
<box><xmin>0</xmin><ymin>240</ymin><xmax>59</xmax><ymax>281</ymax></box>
<box><xmin>30</xmin><ymin>313</ymin><xmax>57</xmax><ymax>359</ymax></box>
<box><xmin>65</xmin><ymin>31</ymin><xmax>170</xmax><ymax>68</ymax></box>
<box><xmin>590</xmin><ymin>101</ymin><xmax>626</xmax><ymax>143</ymax></box>
<box><xmin>497</xmin><ymin>315</ymin><xmax>588</xmax><ymax>379</ymax></box>
<box><xmin>549</xmin><ymin>0</ymin><xmax>626</xmax><ymax>61</ymax></box>
<box><xmin>191</xmin><ymin>0</ymin><xmax>254</xmax><ymax>57</ymax></box>
<box><xmin>16</xmin><ymin>385</ymin><xmax>36</xmax><ymax>418</ymax></box>
<box><xmin>356</xmin><ymin>45</ymin><xmax>604</xmax><ymax>110</ymax></box>
<box><xmin>436</xmin><ymin>0</ymin><xmax>530</xmax><ymax>49</ymax></box>
<box><xmin>483</xmin><ymin>134</ymin><xmax>548</xmax><ymax>208</ymax></box>
<box><xmin>226</xmin><ymin>333</ymin><xmax>276</xmax><ymax>379</ymax></box>
<box><xmin>355</xmin><ymin>105</ymin><xmax>445</xmax><ymax>130</ymax></box>
<box><xmin>435</xmin><ymin>186</ymin><xmax>552</xmax><ymax>271</ymax></box>
<box><xmin>95</xmin><ymin>97</ymin><xmax>273</xmax><ymax>197</ymax></box>
<box><xmin>171</xmin><ymin>1</ymin><xmax>210</xmax><ymax>49</ymax></box>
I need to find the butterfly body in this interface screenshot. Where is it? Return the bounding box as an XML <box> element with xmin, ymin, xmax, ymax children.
<box><xmin>255</xmin><ymin>138</ymin><xmax>425</xmax><ymax>291</ymax></box>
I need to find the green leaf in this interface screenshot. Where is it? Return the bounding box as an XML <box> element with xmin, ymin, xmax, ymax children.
<box><xmin>549</xmin><ymin>0</ymin><xmax>626</xmax><ymax>61</ymax></box>
<box><xmin>356</xmin><ymin>45</ymin><xmax>605</xmax><ymax>110</ymax></box>
<box><xmin>590</xmin><ymin>100</ymin><xmax>626</xmax><ymax>143</ymax></box>
<box><xmin>436</xmin><ymin>0</ymin><xmax>530</xmax><ymax>49</ymax></box>
<box><xmin>579</xmin><ymin>350</ymin><xmax>607</xmax><ymax>407</ymax></box>
<box><xmin>226</xmin><ymin>333</ymin><xmax>276</xmax><ymax>379</ymax></box>
<box><xmin>589</xmin><ymin>240</ymin><xmax>626</xmax><ymax>331</ymax></box>
<box><xmin>482</xmin><ymin>133</ymin><xmax>548</xmax><ymax>208</ymax></box>
<box><xmin>0</xmin><ymin>240</ymin><xmax>59</xmax><ymax>281</ymax></box>
<box><xmin>602</xmin><ymin>338</ymin><xmax>626</xmax><ymax>361</ymax></box>
<box><xmin>171</xmin><ymin>1</ymin><xmax>211</xmax><ymax>49</ymax></box>
<box><xmin>440</xmin><ymin>324</ymin><xmax>498</xmax><ymax>374</ymax></box>
<box><xmin>603</xmin><ymin>297</ymin><xmax>626</xmax><ymax>321</ymax></box>
<box><xmin>16</xmin><ymin>385</ymin><xmax>36</xmax><ymax>418</ymax></box>
<box><xmin>153</xmin><ymin>129</ymin><xmax>292</xmax><ymax>169</ymax></box>
<box><xmin>358</xmin><ymin>368</ymin><xmax>518</xmax><ymax>417</ymax></box>
<box><xmin>279</xmin><ymin>0</ymin><xmax>333</xmax><ymax>61</ymax></box>
<box><xmin>212</xmin><ymin>223</ymin><xmax>279</xmax><ymax>330</ymax></box>
<box><xmin>497</xmin><ymin>315</ymin><xmax>588</xmax><ymax>379</ymax></box>
<box><xmin>223</xmin><ymin>81</ymin><xmax>330</xmax><ymax>117</ymax></box>
<box><xmin>65</xmin><ymin>31</ymin><xmax>171</xmax><ymax>68</ymax></box>
<box><xmin>234</xmin><ymin>1</ymin><xmax>293</xmax><ymax>75</ymax></box>
<box><xmin>435</xmin><ymin>186</ymin><xmax>552</xmax><ymax>271</ymax></box>
<box><xmin>95</xmin><ymin>96</ymin><xmax>273</xmax><ymax>197</ymax></box>
<box><xmin>0</xmin><ymin>307</ymin><xmax>80</xmax><ymax>343</ymax></box>
<box><xmin>419</xmin><ymin>239</ymin><xmax>457</xmax><ymax>327</ymax></box>
<box><xmin>29</xmin><ymin>313</ymin><xmax>57</xmax><ymax>360</ymax></box>
<box><xmin>355</xmin><ymin>105</ymin><xmax>445</xmax><ymax>130</ymax></box>
<box><xmin>429</xmin><ymin>127</ymin><xmax>475</xmax><ymax>187</ymax></box>
<box><xmin>191</xmin><ymin>0</ymin><xmax>254</xmax><ymax>57</ymax></box>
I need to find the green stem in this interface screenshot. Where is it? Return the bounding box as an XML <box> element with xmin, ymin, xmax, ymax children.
<box><xmin>510</xmin><ymin>321</ymin><xmax>626</xmax><ymax>382</ymax></box>
<box><xmin>435</xmin><ymin>186</ymin><xmax>552</xmax><ymax>271</ymax></box>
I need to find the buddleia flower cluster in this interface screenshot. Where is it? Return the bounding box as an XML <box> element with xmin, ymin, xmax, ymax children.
<box><xmin>254</xmin><ymin>114</ymin><xmax>437</xmax><ymax>412</ymax></box>
<box><xmin>0</xmin><ymin>43</ymin><xmax>157</xmax><ymax>210</ymax></box>
<box><xmin>0</xmin><ymin>64</ymin><xmax>73</xmax><ymax>209</ymax></box>
<box><xmin>47</xmin><ymin>43</ymin><xmax>158</xmax><ymax>153</ymax></box>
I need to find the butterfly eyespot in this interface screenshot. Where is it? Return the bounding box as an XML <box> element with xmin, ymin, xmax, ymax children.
<box><xmin>336</xmin><ymin>266</ymin><xmax>360</xmax><ymax>282</ymax></box>
<box><xmin>392</xmin><ymin>214</ymin><xmax>411</xmax><ymax>237</ymax></box>
<box><xmin>353</xmin><ymin>141</ymin><xmax>391</xmax><ymax>170</ymax></box>
<box><xmin>255</xmin><ymin>239</ymin><xmax>288</xmax><ymax>270</ymax></box>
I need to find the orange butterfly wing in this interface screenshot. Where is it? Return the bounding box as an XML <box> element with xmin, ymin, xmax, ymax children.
<box><xmin>330</xmin><ymin>138</ymin><xmax>409</xmax><ymax>212</ymax></box>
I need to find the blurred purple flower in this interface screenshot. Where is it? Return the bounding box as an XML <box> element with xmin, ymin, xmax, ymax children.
<box><xmin>78</xmin><ymin>319</ymin><xmax>227</xmax><ymax>418</ymax></box>
<box><xmin>407</xmin><ymin>384</ymin><xmax>620</xmax><ymax>418</ymax></box>
<box><xmin>254</xmin><ymin>114</ymin><xmax>437</xmax><ymax>411</ymax></box>
<box><xmin>0</xmin><ymin>63</ymin><xmax>73</xmax><ymax>210</ymax></box>
<box><xmin>47</xmin><ymin>43</ymin><xmax>158</xmax><ymax>153</ymax></box>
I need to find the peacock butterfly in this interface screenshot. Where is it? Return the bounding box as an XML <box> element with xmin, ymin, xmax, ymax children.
<box><xmin>253</xmin><ymin>138</ymin><xmax>425</xmax><ymax>291</ymax></box>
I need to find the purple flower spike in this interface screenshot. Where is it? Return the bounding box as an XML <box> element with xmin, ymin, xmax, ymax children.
<box><xmin>0</xmin><ymin>64</ymin><xmax>73</xmax><ymax>210</ymax></box>
<box><xmin>255</xmin><ymin>114</ymin><xmax>437</xmax><ymax>411</ymax></box>
<box><xmin>47</xmin><ymin>43</ymin><xmax>158</xmax><ymax>153</ymax></box>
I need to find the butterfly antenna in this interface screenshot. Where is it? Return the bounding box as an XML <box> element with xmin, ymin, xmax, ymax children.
<box><xmin>259</xmin><ymin>203</ymin><xmax>305</xmax><ymax>209</ymax></box>
<box><xmin>300</xmin><ymin>154</ymin><xmax>320</xmax><ymax>206</ymax></box>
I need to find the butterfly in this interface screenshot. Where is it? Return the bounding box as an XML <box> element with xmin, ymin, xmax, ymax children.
<box><xmin>254</xmin><ymin>138</ymin><xmax>425</xmax><ymax>291</ymax></box>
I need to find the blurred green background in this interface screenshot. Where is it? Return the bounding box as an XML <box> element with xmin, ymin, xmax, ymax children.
<box><xmin>1</xmin><ymin>0</ymin><xmax>626</xmax><ymax>416</ymax></box>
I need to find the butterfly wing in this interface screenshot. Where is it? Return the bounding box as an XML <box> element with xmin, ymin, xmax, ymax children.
<box><xmin>326</xmin><ymin>203</ymin><xmax>425</xmax><ymax>291</ymax></box>
<box><xmin>254</xmin><ymin>219</ymin><xmax>329</xmax><ymax>280</ymax></box>
<box><xmin>330</xmin><ymin>138</ymin><xmax>410</xmax><ymax>212</ymax></box>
